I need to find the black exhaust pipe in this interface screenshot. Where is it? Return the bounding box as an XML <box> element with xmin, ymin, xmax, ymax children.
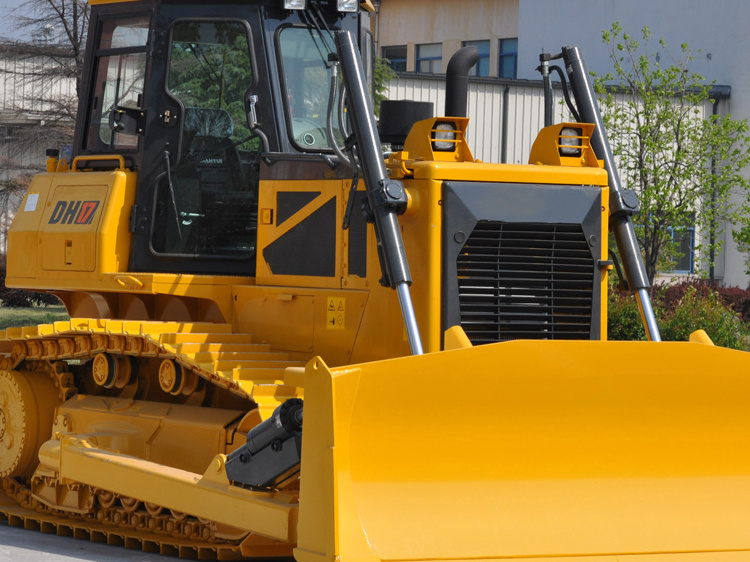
<box><xmin>445</xmin><ymin>46</ymin><xmax>479</xmax><ymax>117</ymax></box>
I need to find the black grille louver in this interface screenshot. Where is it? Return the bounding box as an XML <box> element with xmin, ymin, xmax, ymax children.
<box><xmin>457</xmin><ymin>222</ymin><xmax>595</xmax><ymax>343</ymax></box>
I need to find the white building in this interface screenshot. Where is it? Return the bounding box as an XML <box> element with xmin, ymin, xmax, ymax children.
<box><xmin>0</xmin><ymin>43</ymin><xmax>77</xmax><ymax>252</ymax></box>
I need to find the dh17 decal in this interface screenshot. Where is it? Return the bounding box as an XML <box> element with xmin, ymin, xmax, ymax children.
<box><xmin>48</xmin><ymin>200</ymin><xmax>101</xmax><ymax>225</ymax></box>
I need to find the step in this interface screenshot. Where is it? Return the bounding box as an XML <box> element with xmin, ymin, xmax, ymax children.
<box><xmin>164</xmin><ymin>343</ymin><xmax>271</xmax><ymax>355</ymax></box>
<box><xmin>159</xmin><ymin>333</ymin><xmax>254</xmax><ymax>345</ymax></box>
<box><xmin>192</xmin><ymin>351</ymin><xmax>289</xmax><ymax>363</ymax></box>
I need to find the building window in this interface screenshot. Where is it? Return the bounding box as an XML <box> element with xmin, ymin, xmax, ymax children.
<box><xmin>666</xmin><ymin>224</ymin><xmax>696</xmax><ymax>273</ymax></box>
<box><xmin>462</xmin><ymin>40</ymin><xmax>490</xmax><ymax>77</ymax></box>
<box><xmin>498</xmin><ymin>37</ymin><xmax>518</xmax><ymax>79</ymax></box>
<box><xmin>416</xmin><ymin>43</ymin><xmax>442</xmax><ymax>74</ymax></box>
<box><xmin>381</xmin><ymin>45</ymin><xmax>407</xmax><ymax>72</ymax></box>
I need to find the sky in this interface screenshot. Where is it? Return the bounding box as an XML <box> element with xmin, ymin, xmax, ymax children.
<box><xmin>0</xmin><ymin>0</ymin><xmax>25</xmax><ymax>40</ymax></box>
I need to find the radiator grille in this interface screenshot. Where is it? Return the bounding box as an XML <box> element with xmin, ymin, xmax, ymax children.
<box><xmin>457</xmin><ymin>222</ymin><xmax>595</xmax><ymax>343</ymax></box>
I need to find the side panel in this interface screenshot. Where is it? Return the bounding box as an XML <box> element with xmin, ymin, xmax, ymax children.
<box><xmin>256</xmin><ymin>179</ymin><xmax>344</xmax><ymax>289</ymax></box>
<box><xmin>42</xmin><ymin>185</ymin><xmax>105</xmax><ymax>272</ymax></box>
<box><xmin>233</xmin><ymin>285</ymin><xmax>368</xmax><ymax>366</ymax></box>
<box><xmin>6</xmin><ymin>174</ymin><xmax>53</xmax><ymax>279</ymax></box>
<box><xmin>391</xmin><ymin>177</ymin><xmax>444</xmax><ymax>354</ymax></box>
<box><xmin>7</xmin><ymin>170</ymin><xmax>137</xmax><ymax>288</ymax></box>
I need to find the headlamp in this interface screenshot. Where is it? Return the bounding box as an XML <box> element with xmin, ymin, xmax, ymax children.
<box><xmin>337</xmin><ymin>0</ymin><xmax>358</xmax><ymax>11</ymax></box>
<box><xmin>559</xmin><ymin>127</ymin><xmax>583</xmax><ymax>156</ymax></box>
<box><xmin>432</xmin><ymin>122</ymin><xmax>457</xmax><ymax>152</ymax></box>
<box><xmin>283</xmin><ymin>0</ymin><xmax>306</xmax><ymax>9</ymax></box>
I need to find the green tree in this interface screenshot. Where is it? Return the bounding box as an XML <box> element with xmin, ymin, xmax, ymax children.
<box><xmin>6</xmin><ymin>0</ymin><xmax>89</xmax><ymax>139</ymax></box>
<box><xmin>595</xmin><ymin>23</ymin><xmax>750</xmax><ymax>283</ymax></box>
<box><xmin>374</xmin><ymin>55</ymin><xmax>395</xmax><ymax>116</ymax></box>
<box><xmin>168</xmin><ymin>25</ymin><xmax>255</xmax><ymax>142</ymax></box>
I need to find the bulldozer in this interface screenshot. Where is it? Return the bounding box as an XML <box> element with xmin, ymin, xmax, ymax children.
<box><xmin>2</xmin><ymin>0</ymin><xmax>750</xmax><ymax>560</ymax></box>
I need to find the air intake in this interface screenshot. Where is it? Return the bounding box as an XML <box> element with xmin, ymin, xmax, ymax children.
<box><xmin>441</xmin><ymin>181</ymin><xmax>603</xmax><ymax>345</ymax></box>
<box><xmin>457</xmin><ymin>222</ymin><xmax>594</xmax><ymax>343</ymax></box>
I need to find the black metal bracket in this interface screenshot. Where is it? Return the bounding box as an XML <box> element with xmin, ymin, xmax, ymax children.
<box><xmin>226</xmin><ymin>399</ymin><xmax>304</xmax><ymax>489</ymax></box>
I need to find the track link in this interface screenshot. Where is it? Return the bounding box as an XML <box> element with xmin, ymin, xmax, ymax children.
<box><xmin>0</xmin><ymin>318</ymin><xmax>305</xmax><ymax>415</ymax></box>
<box><xmin>0</xmin><ymin>476</ymin><xmax>293</xmax><ymax>559</ymax></box>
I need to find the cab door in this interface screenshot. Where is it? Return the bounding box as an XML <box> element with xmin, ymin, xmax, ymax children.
<box><xmin>129</xmin><ymin>4</ymin><xmax>277</xmax><ymax>276</ymax></box>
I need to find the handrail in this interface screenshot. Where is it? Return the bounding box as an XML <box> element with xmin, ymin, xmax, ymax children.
<box><xmin>71</xmin><ymin>154</ymin><xmax>127</xmax><ymax>172</ymax></box>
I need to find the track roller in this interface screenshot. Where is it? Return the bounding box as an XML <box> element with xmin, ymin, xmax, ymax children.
<box><xmin>158</xmin><ymin>359</ymin><xmax>199</xmax><ymax>395</ymax></box>
<box><xmin>92</xmin><ymin>353</ymin><xmax>135</xmax><ymax>389</ymax></box>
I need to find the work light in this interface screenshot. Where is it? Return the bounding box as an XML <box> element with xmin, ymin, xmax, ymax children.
<box><xmin>283</xmin><ymin>0</ymin><xmax>306</xmax><ymax>9</ymax></box>
<box><xmin>337</xmin><ymin>0</ymin><xmax>358</xmax><ymax>11</ymax></box>
<box><xmin>432</xmin><ymin>122</ymin><xmax>457</xmax><ymax>152</ymax></box>
<box><xmin>559</xmin><ymin>127</ymin><xmax>583</xmax><ymax>156</ymax></box>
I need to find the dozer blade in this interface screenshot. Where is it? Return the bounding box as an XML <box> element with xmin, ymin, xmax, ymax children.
<box><xmin>295</xmin><ymin>340</ymin><xmax>750</xmax><ymax>562</ymax></box>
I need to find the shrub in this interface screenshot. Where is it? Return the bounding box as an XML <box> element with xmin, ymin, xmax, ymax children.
<box><xmin>658</xmin><ymin>286</ymin><xmax>747</xmax><ymax>349</ymax></box>
<box><xmin>607</xmin><ymin>287</ymin><xmax>647</xmax><ymax>341</ymax></box>
<box><xmin>0</xmin><ymin>257</ymin><xmax>61</xmax><ymax>308</ymax></box>
<box><xmin>653</xmin><ymin>280</ymin><xmax>750</xmax><ymax>324</ymax></box>
<box><xmin>714</xmin><ymin>285</ymin><xmax>750</xmax><ymax>323</ymax></box>
<box><xmin>608</xmin><ymin>281</ymin><xmax>750</xmax><ymax>350</ymax></box>
<box><xmin>654</xmin><ymin>279</ymin><xmax>711</xmax><ymax>313</ymax></box>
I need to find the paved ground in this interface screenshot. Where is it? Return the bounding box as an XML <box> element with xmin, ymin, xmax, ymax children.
<box><xmin>0</xmin><ymin>521</ymin><xmax>168</xmax><ymax>561</ymax></box>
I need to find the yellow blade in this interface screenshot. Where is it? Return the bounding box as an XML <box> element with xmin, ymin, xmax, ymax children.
<box><xmin>296</xmin><ymin>340</ymin><xmax>750</xmax><ymax>561</ymax></box>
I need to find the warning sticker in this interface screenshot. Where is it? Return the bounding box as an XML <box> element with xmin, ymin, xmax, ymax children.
<box><xmin>327</xmin><ymin>297</ymin><xmax>345</xmax><ymax>330</ymax></box>
<box><xmin>24</xmin><ymin>193</ymin><xmax>39</xmax><ymax>212</ymax></box>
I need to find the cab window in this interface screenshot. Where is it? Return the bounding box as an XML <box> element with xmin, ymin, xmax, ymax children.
<box><xmin>278</xmin><ymin>26</ymin><xmax>345</xmax><ymax>151</ymax></box>
<box><xmin>84</xmin><ymin>15</ymin><xmax>149</xmax><ymax>151</ymax></box>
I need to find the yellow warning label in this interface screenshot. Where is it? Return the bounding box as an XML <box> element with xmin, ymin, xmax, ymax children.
<box><xmin>327</xmin><ymin>297</ymin><xmax>345</xmax><ymax>330</ymax></box>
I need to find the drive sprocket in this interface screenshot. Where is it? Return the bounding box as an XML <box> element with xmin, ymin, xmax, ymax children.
<box><xmin>0</xmin><ymin>369</ymin><xmax>60</xmax><ymax>478</ymax></box>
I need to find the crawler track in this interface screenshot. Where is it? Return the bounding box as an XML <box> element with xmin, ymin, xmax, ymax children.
<box><xmin>0</xmin><ymin>319</ymin><xmax>305</xmax><ymax>559</ymax></box>
<box><xmin>0</xmin><ymin>319</ymin><xmax>304</xmax><ymax>414</ymax></box>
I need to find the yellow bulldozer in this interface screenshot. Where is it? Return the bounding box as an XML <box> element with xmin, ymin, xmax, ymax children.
<box><xmin>2</xmin><ymin>0</ymin><xmax>750</xmax><ymax>560</ymax></box>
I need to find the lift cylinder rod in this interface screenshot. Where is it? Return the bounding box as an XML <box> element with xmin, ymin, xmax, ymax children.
<box><xmin>335</xmin><ymin>30</ymin><xmax>423</xmax><ymax>355</ymax></box>
<box><xmin>562</xmin><ymin>46</ymin><xmax>661</xmax><ymax>342</ymax></box>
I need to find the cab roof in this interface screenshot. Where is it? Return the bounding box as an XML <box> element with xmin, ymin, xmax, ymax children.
<box><xmin>88</xmin><ymin>0</ymin><xmax>374</xmax><ymax>10</ymax></box>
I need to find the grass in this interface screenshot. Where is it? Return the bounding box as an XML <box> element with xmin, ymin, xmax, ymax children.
<box><xmin>0</xmin><ymin>305</ymin><xmax>70</xmax><ymax>331</ymax></box>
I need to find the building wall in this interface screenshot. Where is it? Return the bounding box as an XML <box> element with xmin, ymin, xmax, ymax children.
<box><xmin>376</xmin><ymin>0</ymin><xmax>518</xmax><ymax>74</ymax></box>
<box><xmin>0</xmin><ymin>52</ymin><xmax>76</xmax><ymax>114</ymax></box>
<box><xmin>0</xmin><ymin>49</ymin><xmax>76</xmax><ymax>254</ymax></box>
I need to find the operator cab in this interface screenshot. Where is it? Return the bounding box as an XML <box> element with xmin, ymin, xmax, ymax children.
<box><xmin>74</xmin><ymin>0</ymin><xmax>371</xmax><ymax>276</ymax></box>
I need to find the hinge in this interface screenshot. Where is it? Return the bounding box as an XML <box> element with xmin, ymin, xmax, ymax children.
<box><xmin>129</xmin><ymin>205</ymin><xmax>148</xmax><ymax>234</ymax></box>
